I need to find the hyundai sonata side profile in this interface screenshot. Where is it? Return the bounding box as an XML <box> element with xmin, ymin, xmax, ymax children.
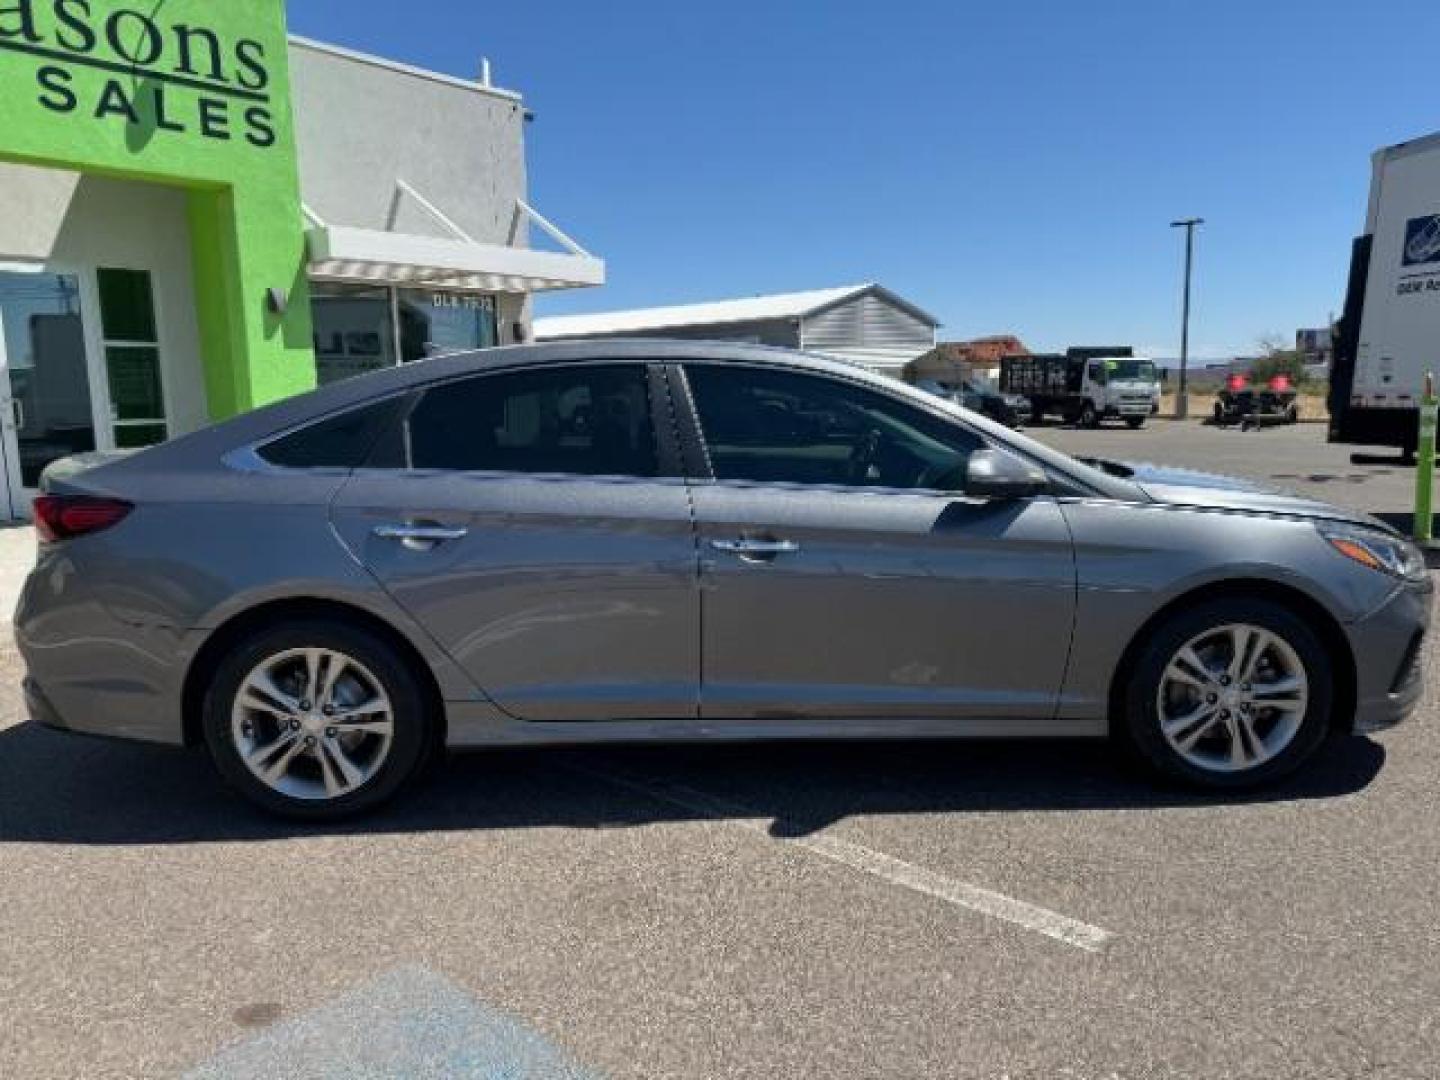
<box><xmin>16</xmin><ymin>342</ymin><xmax>1430</xmax><ymax>818</ymax></box>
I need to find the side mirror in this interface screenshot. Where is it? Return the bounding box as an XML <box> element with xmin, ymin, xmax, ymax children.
<box><xmin>965</xmin><ymin>447</ymin><xmax>1048</xmax><ymax>500</ymax></box>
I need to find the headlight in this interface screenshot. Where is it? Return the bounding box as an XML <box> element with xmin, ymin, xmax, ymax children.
<box><xmin>1319</xmin><ymin>524</ymin><xmax>1428</xmax><ymax>581</ymax></box>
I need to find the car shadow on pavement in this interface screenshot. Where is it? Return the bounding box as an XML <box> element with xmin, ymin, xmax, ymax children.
<box><xmin>0</xmin><ymin>723</ymin><xmax>1387</xmax><ymax>845</ymax></box>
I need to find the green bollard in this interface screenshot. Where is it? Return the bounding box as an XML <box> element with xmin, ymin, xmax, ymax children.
<box><xmin>1414</xmin><ymin>372</ymin><xmax>1438</xmax><ymax>543</ymax></box>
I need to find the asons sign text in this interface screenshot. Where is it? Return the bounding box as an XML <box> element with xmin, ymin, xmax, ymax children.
<box><xmin>0</xmin><ymin>0</ymin><xmax>276</xmax><ymax>148</ymax></box>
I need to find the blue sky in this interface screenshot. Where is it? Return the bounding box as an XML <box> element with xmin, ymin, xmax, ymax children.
<box><xmin>289</xmin><ymin>0</ymin><xmax>1439</xmax><ymax>359</ymax></box>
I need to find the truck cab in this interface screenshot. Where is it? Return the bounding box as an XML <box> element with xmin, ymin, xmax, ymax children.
<box><xmin>1083</xmin><ymin>356</ymin><xmax>1162</xmax><ymax>428</ymax></box>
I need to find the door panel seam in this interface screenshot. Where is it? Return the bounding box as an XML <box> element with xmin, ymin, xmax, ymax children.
<box><xmin>660</xmin><ymin>365</ymin><xmax>705</xmax><ymax>720</ymax></box>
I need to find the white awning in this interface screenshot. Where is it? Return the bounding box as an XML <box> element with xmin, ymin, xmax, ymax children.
<box><xmin>304</xmin><ymin>185</ymin><xmax>605</xmax><ymax>293</ymax></box>
<box><xmin>307</xmin><ymin>225</ymin><xmax>606</xmax><ymax>292</ymax></box>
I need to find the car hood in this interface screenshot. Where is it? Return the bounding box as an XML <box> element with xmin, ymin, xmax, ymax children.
<box><xmin>1083</xmin><ymin>459</ymin><xmax>1390</xmax><ymax>531</ymax></box>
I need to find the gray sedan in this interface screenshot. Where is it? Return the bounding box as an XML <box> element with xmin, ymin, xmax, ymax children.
<box><xmin>16</xmin><ymin>342</ymin><xmax>1431</xmax><ymax>818</ymax></box>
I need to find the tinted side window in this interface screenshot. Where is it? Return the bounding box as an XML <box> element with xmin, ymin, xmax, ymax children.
<box><xmin>259</xmin><ymin>398</ymin><xmax>409</xmax><ymax>468</ymax></box>
<box><xmin>402</xmin><ymin>365</ymin><xmax>658</xmax><ymax>476</ymax></box>
<box><xmin>685</xmin><ymin>365</ymin><xmax>981</xmax><ymax>490</ymax></box>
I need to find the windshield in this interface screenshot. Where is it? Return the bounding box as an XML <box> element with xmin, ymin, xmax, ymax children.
<box><xmin>1106</xmin><ymin>360</ymin><xmax>1157</xmax><ymax>382</ymax></box>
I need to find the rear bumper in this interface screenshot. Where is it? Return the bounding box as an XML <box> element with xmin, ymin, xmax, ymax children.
<box><xmin>1330</xmin><ymin>404</ymin><xmax>1415</xmax><ymax>452</ymax></box>
<box><xmin>23</xmin><ymin>676</ymin><xmax>68</xmax><ymax>733</ymax></box>
<box><xmin>1346</xmin><ymin>575</ymin><xmax>1432</xmax><ymax>734</ymax></box>
<box><xmin>15</xmin><ymin>555</ymin><xmax>190</xmax><ymax>746</ymax></box>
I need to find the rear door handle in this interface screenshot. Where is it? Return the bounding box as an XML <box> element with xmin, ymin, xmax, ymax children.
<box><xmin>373</xmin><ymin>522</ymin><xmax>468</xmax><ymax>548</ymax></box>
<box><xmin>710</xmin><ymin>538</ymin><xmax>800</xmax><ymax>558</ymax></box>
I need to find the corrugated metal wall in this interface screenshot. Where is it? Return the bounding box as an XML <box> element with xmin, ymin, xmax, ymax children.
<box><xmin>539</xmin><ymin>318</ymin><xmax>800</xmax><ymax>348</ymax></box>
<box><xmin>800</xmin><ymin>292</ymin><xmax>935</xmax><ymax>376</ymax></box>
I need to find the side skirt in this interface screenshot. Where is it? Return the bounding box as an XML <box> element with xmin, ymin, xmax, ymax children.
<box><xmin>444</xmin><ymin>707</ymin><xmax>1107</xmax><ymax>748</ymax></box>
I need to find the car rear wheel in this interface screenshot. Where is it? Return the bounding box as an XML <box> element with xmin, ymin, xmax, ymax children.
<box><xmin>202</xmin><ymin>619</ymin><xmax>434</xmax><ymax>819</ymax></box>
<box><xmin>1120</xmin><ymin>598</ymin><xmax>1333</xmax><ymax>789</ymax></box>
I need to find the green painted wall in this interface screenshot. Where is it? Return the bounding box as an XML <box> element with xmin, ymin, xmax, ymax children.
<box><xmin>0</xmin><ymin>0</ymin><xmax>316</xmax><ymax>418</ymax></box>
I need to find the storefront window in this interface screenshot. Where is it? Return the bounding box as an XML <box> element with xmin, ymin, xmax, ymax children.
<box><xmin>310</xmin><ymin>284</ymin><xmax>499</xmax><ymax>386</ymax></box>
<box><xmin>97</xmin><ymin>268</ymin><xmax>167</xmax><ymax>450</ymax></box>
<box><xmin>397</xmin><ymin>289</ymin><xmax>498</xmax><ymax>364</ymax></box>
<box><xmin>311</xmin><ymin>283</ymin><xmax>396</xmax><ymax>386</ymax></box>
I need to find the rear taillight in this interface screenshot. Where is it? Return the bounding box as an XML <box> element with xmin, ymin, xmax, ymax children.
<box><xmin>32</xmin><ymin>495</ymin><xmax>133</xmax><ymax>543</ymax></box>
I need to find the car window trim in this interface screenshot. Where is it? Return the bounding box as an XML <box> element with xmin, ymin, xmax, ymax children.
<box><xmin>668</xmin><ymin>359</ymin><xmax>1035</xmax><ymax>499</ymax></box>
<box><xmin>661</xmin><ymin>363</ymin><xmax>713</xmax><ymax>480</ymax></box>
<box><xmin>240</xmin><ymin>359</ymin><xmax>681</xmax><ymax>483</ymax></box>
<box><xmin>671</xmin><ymin>358</ymin><xmax>1136</xmax><ymax>500</ymax></box>
<box><xmin>360</xmin><ymin>359</ymin><xmax>679</xmax><ymax>481</ymax></box>
<box><xmin>237</xmin><ymin>391</ymin><xmax>420</xmax><ymax>475</ymax></box>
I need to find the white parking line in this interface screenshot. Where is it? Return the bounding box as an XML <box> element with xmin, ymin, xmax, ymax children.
<box><xmin>576</xmin><ymin>767</ymin><xmax>1114</xmax><ymax>953</ymax></box>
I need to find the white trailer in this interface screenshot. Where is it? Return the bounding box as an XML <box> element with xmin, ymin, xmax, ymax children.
<box><xmin>1330</xmin><ymin>131</ymin><xmax>1440</xmax><ymax>456</ymax></box>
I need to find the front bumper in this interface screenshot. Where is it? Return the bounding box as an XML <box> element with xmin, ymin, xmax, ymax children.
<box><xmin>1346</xmin><ymin>574</ymin><xmax>1433</xmax><ymax>733</ymax></box>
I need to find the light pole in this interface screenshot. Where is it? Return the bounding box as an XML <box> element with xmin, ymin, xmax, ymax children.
<box><xmin>1170</xmin><ymin>217</ymin><xmax>1204</xmax><ymax>419</ymax></box>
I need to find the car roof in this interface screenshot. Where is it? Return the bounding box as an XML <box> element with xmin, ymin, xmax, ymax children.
<box><xmin>417</xmin><ymin>339</ymin><xmax>874</xmax><ymax>382</ymax></box>
<box><xmin>86</xmin><ymin>340</ymin><xmax>910</xmax><ymax>476</ymax></box>
<box><xmin>302</xmin><ymin>338</ymin><xmax>913</xmax><ymax>427</ymax></box>
<box><xmin>69</xmin><ymin>338</ymin><xmax>1144</xmax><ymax>502</ymax></box>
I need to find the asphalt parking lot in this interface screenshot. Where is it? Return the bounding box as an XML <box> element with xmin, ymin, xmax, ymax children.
<box><xmin>2</xmin><ymin>421</ymin><xmax>1437</xmax><ymax>1079</ymax></box>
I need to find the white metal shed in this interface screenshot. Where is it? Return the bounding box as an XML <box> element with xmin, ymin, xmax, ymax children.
<box><xmin>534</xmin><ymin>283</ymin><xmax>939</xmax><ymax>377</ymax></box>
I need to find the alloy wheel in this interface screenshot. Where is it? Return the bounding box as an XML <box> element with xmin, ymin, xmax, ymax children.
<box><xmin>1155</xmin><ymin>623</ymin><xmax>1309</xmax><ymax>774</ymax></box>
<box><xmin>231</xmin><ymin>647</ymin><xmax>395</xmax><ymax>801</ymax></box>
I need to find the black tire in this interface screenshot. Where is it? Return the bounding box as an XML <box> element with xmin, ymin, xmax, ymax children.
<box><xmin>1079</xmin><ymin>401</ymin><xmax>1099</xmax><ymax>429</ymax></box>
<box><xmin>1118</xmin><ymin>597</ymin><xmax>1334</xmax><ymax>790</ymax></box>
<box><xmin>1125</xmin><ymin>417</ymin><xmax>1145</xmax><ymax>430</ymax></box>
<box><xmin>202</xmin><ymin>618</ymin><xmax>435</xmax><ymax>819</ymax></box>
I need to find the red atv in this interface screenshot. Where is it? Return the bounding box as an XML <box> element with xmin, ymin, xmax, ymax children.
<box><xmin>1213</xmin><ymin>373</ymin><xmax>1299</xmax><ymax>428</ymax></box>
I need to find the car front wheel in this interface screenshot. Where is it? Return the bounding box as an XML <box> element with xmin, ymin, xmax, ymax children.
<box><xmin>1121</xmin><ymin>598</ymin><xmax>1333</xmax><ymax>789</ymax></box>
<box><xmin>202</xmin><ymin>619</ymin><xmax>434</xmax><ymax>819</ymax></box>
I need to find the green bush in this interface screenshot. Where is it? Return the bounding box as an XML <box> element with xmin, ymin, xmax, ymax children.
<box><xmin>1249</xmin><ymin>344</ymin><xmax>1310</xmax><ymax>387</ymax></box>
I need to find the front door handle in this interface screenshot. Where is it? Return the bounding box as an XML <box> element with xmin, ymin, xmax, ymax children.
<box><xmin>373</xmin><ymin>522</ymin><xmax>468</xmax><ymax>549</ymax></box>
<box><xmin>710</xmin><ymin>537</ymin><xmax>800</xmax><ymax>559</ymax></box>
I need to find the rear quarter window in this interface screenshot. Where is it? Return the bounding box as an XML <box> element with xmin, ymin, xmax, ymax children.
<box><xmin>258</xmin><ymin>397</ymin><xmax>410</xmax><ymax>469</ymax></box>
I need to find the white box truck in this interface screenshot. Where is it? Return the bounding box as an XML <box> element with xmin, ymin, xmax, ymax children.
<box><xmin>1330</xmin><ymin>131</ymin><xmax>1440</xmax><ymax>457</ymax></box>
<box><xmin>1000</xmin><ymin>348</ymin><xmax>1161</xmax><ymax>428</ymax></box>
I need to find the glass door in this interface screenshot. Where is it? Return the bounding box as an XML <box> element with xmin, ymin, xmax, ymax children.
<box><xmin>0</xmin><ymin>271</ymin><xmax>97</xmax><ymax>519</ymax></box>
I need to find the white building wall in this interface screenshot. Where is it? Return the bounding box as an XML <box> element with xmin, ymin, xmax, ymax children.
<box><xmin>801</xmin><ymin>292</ymin><xmax>937</xmax><ymax>376</ymax></box>
<box><xmin>288</xmin><ymin>39</ymin><xmax>538</xmax><ymax>343</ymax></box>
<box><xmin>0</xmin><ymin>162</ymin><xmax>209</xmax><ymax>433</ymax></box>
<box><xmin>288</xmin><ymin>39</ymin><xmax>529</xmax><ymax>246</ymax></box>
